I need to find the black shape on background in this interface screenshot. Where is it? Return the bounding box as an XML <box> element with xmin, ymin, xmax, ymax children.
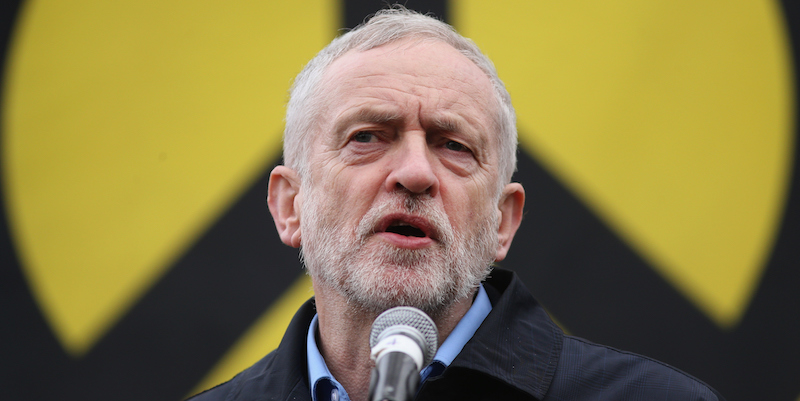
<box><xmin>344</xmin><ymin>0</ymin><xmax>448</xmax><ymax>29</ymax></box>
<box><xmin>732</xmin><ymin>2</ymin><xmax>800</xmax><ymax>400</ymax></box>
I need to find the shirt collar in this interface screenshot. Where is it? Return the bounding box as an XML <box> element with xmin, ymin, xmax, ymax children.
<box><xmin>307</xmin><ymin>314</ymin><xmax>349</xmax><ymax>401</ymax></box>
<box><xmin>306</xmin><ymin>284</ymin><xmax>492</xmax><ymax>401</ymax></box>
<box><xmin>431</xmin><ymin>284</ymin><xmax>492</xmax><ymax>367</ymax></box>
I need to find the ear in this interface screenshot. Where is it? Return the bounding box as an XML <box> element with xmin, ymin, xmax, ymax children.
<box><xmin>495</xmin><ymin>183</ymin><xmax>525</xmax><ymax>261</ymax></box>
<box><xmin>267</xmin><ymin>165</ymin><xmax>302</xmax><ymax>248</ymax></box>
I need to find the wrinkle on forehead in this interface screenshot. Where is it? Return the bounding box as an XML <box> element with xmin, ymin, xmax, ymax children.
<box><xmin>312</xmin><ymin>38</ymin><xmax>501</xmax><ymax>167</ymax></box>
<box><xmin>313</xmin><ymin>36</ymin><xmax>502</xmax><ymax>116</ymax></box>
<box><xmin>331</xmin><ymin>41</ymin><xmax>494</xmax><ymax>113</ymax></box>
<box><xmin>324</xmin><ymin>38</ymin><xmax>493</xmax><ymax>97</ymax></box>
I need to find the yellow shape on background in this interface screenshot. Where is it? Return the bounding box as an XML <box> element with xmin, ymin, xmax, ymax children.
<box><xmin>3</xmin><ymin>0</ymin><xmax>336</xmax><ymax>355</ymax></box>
<box><xmin>454</xmin><ymin>0</ymin><xmax>793</xmax><ymax>327</ymax></box>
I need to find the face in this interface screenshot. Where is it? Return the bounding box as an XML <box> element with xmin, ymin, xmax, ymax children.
<box><xmin>298</xmin><ymin>38</ymin><xmax>506</xmax><ymax>317</ymax></box>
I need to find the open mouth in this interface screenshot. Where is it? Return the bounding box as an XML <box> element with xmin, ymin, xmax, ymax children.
<box><xmin>385</xmin><ymin>222</ymin><xmax>426</xmax><ymax>238</ymax></box>
<box><xmin>375</xmin><ymin>214</ymin><xmax>437</xmax><ymax>248</ymax></box>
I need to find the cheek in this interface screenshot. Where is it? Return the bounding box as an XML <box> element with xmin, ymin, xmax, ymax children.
<box><xmin>316</xmin><ymin>168</ymin><xmax>381</xmax><ymax>218</ymax></box>
<box><xmin>310</xmin><ymin>159</ymin><xmax>350</xmax><ymax>194</ymax></box>
<box><xmin>442</xmin><ymin>191</ymin><xmax>475</xmax><ymax>223</ymax></box>
<box><xmin>326</xmin><ymin>171</ymin><xmax>369</xmax><ymax>199</ymax></box>
<box><xmin>446</xmin><ymin>184</ymin><xmax>497</xmax><ymax>227</ymax></box>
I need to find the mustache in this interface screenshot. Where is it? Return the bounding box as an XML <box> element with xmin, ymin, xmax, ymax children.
<box><xmin>356</xmin><ymin>193</ymin><xmax>454</xmax><ymax>245</ymax></box>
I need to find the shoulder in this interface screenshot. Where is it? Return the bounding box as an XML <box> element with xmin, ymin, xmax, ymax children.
<box><xmin>548</xmin><ymin>335</ymin><xmax>725</xmax><ymax>401</ymax></box>
<box><xmin>186</xmin><ymin>351</ymin><xmax>280</xmax><ymax>401</ymax></box>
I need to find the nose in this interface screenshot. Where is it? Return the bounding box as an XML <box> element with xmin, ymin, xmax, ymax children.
<box><xmin>385</xmin><ymin>134</ymin><xmax>440</xmax><ymax>197</ymax></box>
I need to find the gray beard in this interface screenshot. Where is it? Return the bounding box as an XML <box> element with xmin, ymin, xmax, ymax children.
<box><xmin>299</xmin><ymin>188</ymin><xmax>498</xmax><ymax>319</ymax></box>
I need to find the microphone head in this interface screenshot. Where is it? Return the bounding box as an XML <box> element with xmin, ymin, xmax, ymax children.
<box><xmin>370</xmin><ymin>306</ymin><xmax>439</xmax><ymax>367</ymax></box>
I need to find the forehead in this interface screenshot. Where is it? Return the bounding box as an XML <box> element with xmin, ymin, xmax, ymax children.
<box><xmin>318</xmin><ymin>38</ymin><xmax>499</xmax><ymax>133</ymax></box>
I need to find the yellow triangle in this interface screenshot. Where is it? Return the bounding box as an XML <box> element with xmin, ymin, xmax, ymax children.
<box><xmin>454</xmin><ymin>0</ymin><xmax>793</xmax><ymax>328</ymax></box>
<box><xmin>2</xmin><ymin>0</ymin><xmax>337</xmax><ymax>355</ymax></box>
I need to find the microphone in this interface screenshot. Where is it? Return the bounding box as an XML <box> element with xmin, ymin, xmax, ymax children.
<box><xmin>368</xmin><ymin>306</ymin><xmax>438</xmax><ymax>401</ymax></box>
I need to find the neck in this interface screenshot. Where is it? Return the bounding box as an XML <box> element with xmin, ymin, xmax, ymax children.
<box><xmin>311</xmin><ymin>281</ymin><xmax>474</xmax><ymax>401</ymax></box>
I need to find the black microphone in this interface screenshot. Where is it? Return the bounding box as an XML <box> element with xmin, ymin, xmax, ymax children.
<box><xmin>368</xmin><ymin>306</ymin><xmax>438</xmax><ymax>401</ymax></box>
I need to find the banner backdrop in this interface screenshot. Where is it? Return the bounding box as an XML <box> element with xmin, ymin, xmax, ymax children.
<box><xmin>1</xmin><ymin>1</ymin><xmax>797</xmax><ymax>400</ymax></box>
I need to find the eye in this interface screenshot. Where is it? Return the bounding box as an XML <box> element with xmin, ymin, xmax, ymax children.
<box><xmin>444</xmin><ymin>140</ymin><xmax>469</xmax><ymax>152</ymax></box>
<box><xmin>352</xmin><ymin>131</ymin><xmax>378</xmax><ymax>143</ymax></box>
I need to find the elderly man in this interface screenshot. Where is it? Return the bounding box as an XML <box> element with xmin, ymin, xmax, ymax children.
<box><xmin>190</xmin><ymin>8</ymin><xmax>724</xmax><ymax>401</ymax></box>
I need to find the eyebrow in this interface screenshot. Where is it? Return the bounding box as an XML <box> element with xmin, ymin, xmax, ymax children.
<box><xmin>332</xmin><ymin>107</ymin><xmax>490</xmax><ymax>158</ymax></box>
<box><xmin>334</xmin><ymin>107</ymin><xmax>471</xmax><ymax>135</ymax></box>
<box><xmin>430</xmin><ymin>113</ymin><xmax>489</xmax><ymax>153</ymax></box>
<box><xmin>333</xmin><ymin>108</ymin><xmax>405</xmax><ymax>138</ymax></box>
<box><xmin>427</xmin><ymin>114</ymin><xmax>463</xmax><ymax>134</ymax></box>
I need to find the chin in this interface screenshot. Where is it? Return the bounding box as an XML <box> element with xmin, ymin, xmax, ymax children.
<box><xmin>340</xmin><ymin>257</ymin><xmax>463</xmax><ymax>317</ymax></box>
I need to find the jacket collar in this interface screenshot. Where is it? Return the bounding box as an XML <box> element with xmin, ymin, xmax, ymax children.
<box><xmin>249</xmin><ymin>268</ymin><xmax>560</xmax><ymax>401</ymax></box>
<box><xmin>236</xmin><ymin>296</ymin><xmax>316</xmax><ymax>401</ymax></box>
<box><xmin>447</xmin><ymin>269</ymin><xmax>562</xmax><ymax>400</ymax></box>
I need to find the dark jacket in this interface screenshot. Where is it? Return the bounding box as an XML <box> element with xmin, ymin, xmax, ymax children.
<box><xmin>189</xmin><ymin>269</ymin><xmax>725</xmax><ymax>400</ymax></box>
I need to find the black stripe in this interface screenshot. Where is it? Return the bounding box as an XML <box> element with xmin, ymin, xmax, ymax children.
<box><xmin>344</xmin><ymin>0</ymin><xmax>449</xmax><ymax>30</ymax></box>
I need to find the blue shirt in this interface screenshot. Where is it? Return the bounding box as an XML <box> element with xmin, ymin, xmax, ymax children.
<box><xmin>306</xmin><ymin>284</ymin><xmax>493</xmax><ymax>401</ymax></box>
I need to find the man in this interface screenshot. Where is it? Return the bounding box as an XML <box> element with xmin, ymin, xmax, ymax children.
<box><xmin>190</xmin><ymin>8</ymin><xmax>724</xmax><ymax>401</ymax></box>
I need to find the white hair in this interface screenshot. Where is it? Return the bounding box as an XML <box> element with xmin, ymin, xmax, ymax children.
<box><xmin>283</xmin><ymin>7</ymin><xmax>518</xmax><ymax>190</ymax></box>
